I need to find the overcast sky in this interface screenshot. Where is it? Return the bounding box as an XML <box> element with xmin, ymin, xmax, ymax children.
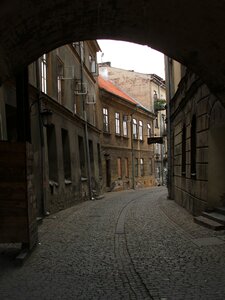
<box><xmin>97</xmin><ymin>40</ymin><xmax>165</xmax><ymax>79</ymax></box>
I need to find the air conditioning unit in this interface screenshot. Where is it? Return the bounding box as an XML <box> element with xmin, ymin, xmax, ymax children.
<box><xmin>74</xmin><ymin>80</ymin><xmax>88</xmax><ymax>95</ymax></box>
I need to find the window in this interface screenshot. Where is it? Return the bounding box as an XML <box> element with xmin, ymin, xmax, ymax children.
<box><xmin>135</xmin><ymin>158</ymin><xmax>138</xmax><ymax>177</ymax></box>
<box><xmin>80</xmin><ymin>41</ymin><xmax>85</xmax><ymax>62</ymax></box>
<box><xmin>47</xmin><ymin>125</ymin><xmax>58</xmax><ymax>182</ymax></box>
<box><xmin>147</xmin><ymin>124</ymin><xmax>152</xmax><ymax>138</ymax></box>
<box><xmin>191</xmin><ymin>115</ymin><xmax>197</xmax><ymax>177</ymax></box>
<box><xmin>57</xmin><ymin>57</ymin><xmax>64</xmax><ymax>104</ymax></box>
<box><xmin>41</xmin><ymin>54</ymin><xmax>47</xmax><ymax>93</ymax></box>
<box><xmin>89</xmin><ymin>54</ymin><xmax>97</xmax><ymax>74</ymax></box>
<box><xmin>139</xmin><ymin>121</ymin><xmax>143</xmax><ymax>140</ymax></box>
<box><xmin>182</xmin><ymin>125</ymin><xmax>186</xmax><ymax>176</ymax></box>
<box><xmin>132</xmin><ymin>118</ymin><xmax>138</xmax><ymax>139</ymax></box>
<box><xmin>61</xmin><ymin>129</ymin><xmax>71</xmax><ymax>181</ymax></box>
<box><xmin>115</xmin><ymin>112</ymin><xmax>120</xmax><ymax>135</ymax></box>
<box><xmin>78</xmin><ymin>136</ymin><xmax>86</xmax><ymax>177</ymax></box>
<box><xmin>73</xmin><ymin>41</ymin><xmax>85</xmax><ymax>61</ymax></box>
<box><xmin>153</xmin><ymin>90</ymin><xmax>158</xmax><ymax>101</ymax></box>
<box><xmin>123</xmin><ymin>115</ymin><xmax>128</xmax><ymax>136</ymax></box>
<box><xmin>155</xmin><ymin>143</ymin><xmax>160</xmax><ymax>155</ymax></box>
<box><xmin>155</xmin><ymin>116</ymin><xmax>159</xmax><ymax>128</ymax></box>
<box><xmin>103</xmin><ymin>108</ymin><xmax>109</xmax><ymax>132</ymax></box>
<box><xmin>125</xmin><ymin>158</ymin><xmax>129</xmax><ymax>177</ymax></box>
<box><xmin>140</xmin><ymin>158</ymin><xmax>144</xmax><ymax>176</ymax></box>
<box><xmin>72</xmin><ymin>42</ymin><xmax>80</xmax><ymax>54</ymax></box>
<box><xmin>149</xmin><ymin>158</ymin><xmax>153</xmax><ymax>175</ymax></box>
<box><xmin>117</xmin><ymin>157</ymin><xmax>122</xmax><ymax>179</ymax></box>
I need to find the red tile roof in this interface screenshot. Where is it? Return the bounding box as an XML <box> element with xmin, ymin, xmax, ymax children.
<box><xmin>98</xmin><ymin>76</ymin><xmax>137</xmax><ymax>105</ymax></box>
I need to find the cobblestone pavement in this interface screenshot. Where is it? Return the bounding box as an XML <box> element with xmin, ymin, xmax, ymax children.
<box><xmin>1</xmin><ymin>187</ymin><xmax>225</xmax><ymax>299</ymax></box>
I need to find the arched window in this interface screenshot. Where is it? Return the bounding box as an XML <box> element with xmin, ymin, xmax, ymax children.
<box><xmin>132</xmin><ymin>119</ymin><xmax>138</xmax><ymax>139</ymax></box>
<box><xmin>191</xmin><ymin>115</ymin><xmax>196</xmax><ymax>177</ymax></box>
<box><xmin>139</xmin><ymin>121</ymin><xmax>143</xmax><ymax>140</ymax></box>
<box><xmin>147</xmin><ymin>124</ymin><xmax>152</xmax><ymax>138</ymax></box>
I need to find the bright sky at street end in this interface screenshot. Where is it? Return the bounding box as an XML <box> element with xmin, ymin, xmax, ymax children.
<box><xmin>97</xmin><ymin>40</ymin><xmax>165</xmax><ymax>79</ymax></box>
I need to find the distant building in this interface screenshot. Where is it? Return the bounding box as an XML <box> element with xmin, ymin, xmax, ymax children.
<box><xmin>99</xmin><ymin>63</ymin><xmax>167</xmax><ymax>185</ymax></box>
<box><xmin>98</xmin><ymin>76</ymin><xmax>156</xmax><ymax>191</ymax></box>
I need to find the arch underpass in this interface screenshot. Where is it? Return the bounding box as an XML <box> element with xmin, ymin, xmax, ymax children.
<box><xmin>0</xmin><ymin>0</ymin><xmax>225</xmax><ymax>105</ymax></box>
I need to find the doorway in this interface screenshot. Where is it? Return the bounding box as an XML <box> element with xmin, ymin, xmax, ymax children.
<box><xmin>105</xmin><ymin>158</ymin><xmax>111</xmax><ymax>189</ymax></box>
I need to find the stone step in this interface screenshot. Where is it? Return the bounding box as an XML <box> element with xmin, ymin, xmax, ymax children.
<box><xmin>194</xmin><ymin>216</ymin><xmax>225</xmax><ymax>231</ymax></box>
<box><xmin>215</xmin><ymin>207</ymin><xmax>225</xmax><ymax>216</ymax></box>
<box><xmin>202</xmin><ymin>211</ymin><xmax>225</xmax><ymax>225</ymax></box>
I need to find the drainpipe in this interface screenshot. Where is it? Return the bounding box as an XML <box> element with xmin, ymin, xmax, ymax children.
<box><xmin>35</xmin><ymin>59</ymin><xmax>46</xmax><ymax>215</ymax></box>
<box><xmin>130</xmin><ymin>113</ymin><xmax>135</xmax><ymax>190</ymax></box>
<box><xmin>79</xmin><ymin>42</ymin><xmax>93</xmax><ymax>200</ymax></box>
<box><xmin>164</xmin><ymin>56</ymin><xmax>172</xmax><ymax>198</ymax></box>
<box><xmin>130</xmin><ymin>104</ymin><xmax>140</xmax><ymax>190</ymax></box>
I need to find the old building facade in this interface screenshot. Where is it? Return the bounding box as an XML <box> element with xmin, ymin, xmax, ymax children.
<box><xmin>0</xmin><ymin>41</ymin><xmax>102</xmax><ymax>222</ymax></box>
<box><xmin>98</xmin><ymin>76</ymin><xmax>156</xmax><ymax>191</ymax></box>
<box><xmin>99</xmin><ymin>63</ymin><xmax>167</xmax><ymax>185</ymax></box>
<box><xmin>30</xmin><ymin>41</ymin><xmax>103</xmax><ymax>216</ymax></box>
<box><xmin>165</xmin><ymin>58</ymin><xmax>225</xmax><ymax>215</ymax></box>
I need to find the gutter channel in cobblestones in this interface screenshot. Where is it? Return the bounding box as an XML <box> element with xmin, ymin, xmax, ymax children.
<box><xmin>114</xmin><ymin>193</ymin><xmax>154</xmax><ymax>299</ymax></box>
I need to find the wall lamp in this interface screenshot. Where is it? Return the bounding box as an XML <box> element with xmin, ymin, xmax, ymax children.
<box><xmin>40</xmin><ymin>108</ymin><xmax>53</xmax><ymax>127</ymax></box>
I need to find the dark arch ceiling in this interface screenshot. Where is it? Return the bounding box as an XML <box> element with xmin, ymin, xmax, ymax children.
<box><xmin>1</xmin><ymin>0</ymin><xmax>225</xmax><ymax>103</ymax></box>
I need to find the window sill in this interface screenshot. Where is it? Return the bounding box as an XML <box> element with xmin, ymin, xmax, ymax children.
<box><xmin>115</xmin><ymin>134</ymin><xmax>121</xmax><ymax>137</ymax></box>
<box><xmin>191</xmin><ymin>173</ymin><xmax>196</xmax><ymax>179</ymax></box>
<box><xmin>49</xmin><ymin>180</ymin><xmax>59</xmax><ymax>187</ymax></box>
<box><xmin>103</xmin><ymin>131</ymin><xmax>111</xmax><ymax>135</ymax></box>
<box><xmin>81</xmin><ymin>177</ymin><xmax>88</xmax><ymax>182</ymax></box>
<box><xmin>65</xmin><ymin>179</ymin><xmax>72</xmax><ymax>185</ymax></box>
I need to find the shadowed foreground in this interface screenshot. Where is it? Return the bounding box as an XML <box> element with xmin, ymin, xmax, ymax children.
<box><xmin>1</xmin><ymin>187</ymin><xmax>225</xmax><ymax>299</ymax></box>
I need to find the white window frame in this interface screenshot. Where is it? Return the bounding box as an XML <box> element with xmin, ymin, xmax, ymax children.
<box><xmin>147</xmin><ymin>124</ymin><xmax>152</xmax><ymax>138</ymax></box>
<box><xmin>41</xmin><ymin>54</ymin><xmax>47</xmax><ymax>93</ymax></box>
<box><xmin>115</xmin><ymin>112</ymin><xmax>120</xmax><ymax>135</ymax></box>
<box><xmin>140</xmin><ymin>158</ymin><xmax>144</xmax><ymax>176</ymax></box>
<box><xmin>103</xmin><ymin>108</ymin><xmax>109</xmax><ymax>132</ymax></box>
<box><xmin>57</xmin><ymin>57</ymin><xmax>64</xmax><ymax>104</ymax></box>
<box><xmin>123</xmin><ymin>116</ymin><xmax>128</xmax><ymax>136</ymax></box>
<box><xmin>139</xmin><ymin>120</ymin><xmax>143</xmax><ymax>140</ymax></box>
<box><xmin>132</xmin><ymin>118</ymin><xmax>138</xmax><ymax>139</ymax></box>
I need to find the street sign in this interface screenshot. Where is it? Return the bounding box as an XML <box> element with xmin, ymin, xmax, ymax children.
<box><xmin>148</xmin><ymin>137</ymin><xmax>163</xmax><ymax>144</ymax></box>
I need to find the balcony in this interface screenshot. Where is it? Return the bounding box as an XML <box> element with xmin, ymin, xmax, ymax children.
<box><xmin>154</xmin><ymin>99</ymin><xmax>166</xmax><ymax>112</ymax></box>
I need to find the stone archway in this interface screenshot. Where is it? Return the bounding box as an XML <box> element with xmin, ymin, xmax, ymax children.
<box><xmin>1</xmin><ymin>0</ymin><xmax>225</xmax><ymax>105</ymax></box>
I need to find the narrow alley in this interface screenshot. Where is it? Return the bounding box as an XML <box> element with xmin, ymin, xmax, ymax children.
<box><xmin>1</xmin><ymin>187</ymin><xmax>225</xmax><ymax>300</ymax></box>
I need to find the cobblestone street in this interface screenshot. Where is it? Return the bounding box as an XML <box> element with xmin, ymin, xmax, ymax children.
<box><xmin>1</xmin><ymin>187</ymin><xmax>225</xmax><ymax>299</ymax></box>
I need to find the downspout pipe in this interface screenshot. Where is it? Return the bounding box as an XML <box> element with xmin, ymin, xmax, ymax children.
<box><xmin>35</xmin><ymin>59</ymin><xmax>46</xmax><ymax>215</ymax></box>
<box><xmin>130</xmin><ymin>112</ymin><xmax>135</xmax><ymax>190</ymax></box>
<box><xmin>130</xmin><ymin>104</ymin><xmax>140</xmax><ymax>190</ymax></box>
<box><xmin>79</xmin><ymin>42</ymin><xmax>93</xmax><ymax>201</ymax></box>
<box><xmin>164</xmin><ymin>56</ymin><xmax>172</xmax><ymax>199</ymax></box>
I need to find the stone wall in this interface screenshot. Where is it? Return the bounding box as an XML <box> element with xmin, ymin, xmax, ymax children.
<box><xmin>170</xmin><ymin>71</ymin><xmax>225</xmax><ymax>215</ymax></box>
